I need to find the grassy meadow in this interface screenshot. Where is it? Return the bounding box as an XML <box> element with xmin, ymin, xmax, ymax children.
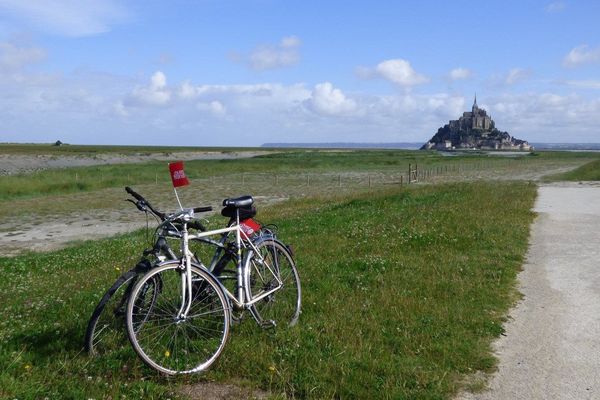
<box><xmin>1</xmin><ymin>148</ymin><xmax>598</xmax><ymax>203</ymax></box>
<box><xmin>544</xmin><ymin>158</ymin><xmax>600</xmax><ymax>181</ymax></box>
<box><xmin>0</xmin><ymin>147</ymin><xmax>597</xmax><ymax>399</ymax></box>
<box><xmin>0</xmin><ymin>181</ymin><xmax>537</xmax><ymax>399</ymax></box>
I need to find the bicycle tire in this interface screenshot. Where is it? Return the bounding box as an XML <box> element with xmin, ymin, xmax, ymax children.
<box><xmin>126</xmin><ymin>261</ymin><xmax>230</xmax><ymax>375</ymax></box>
<box><xmin>85</xmin><ymin>269</ymin><xmax>139</xmax><ymax>355</ymax></box>
<box><xmin>246</xmin><ymin>239</ymin><xmax>301</xmax><ymax>327</ymax></box>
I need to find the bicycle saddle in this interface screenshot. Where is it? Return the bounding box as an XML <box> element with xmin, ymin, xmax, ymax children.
<box><xmin>222</xmin><ymin>195</ymin><xmax>254</xmax><ymax>208</ymax></box>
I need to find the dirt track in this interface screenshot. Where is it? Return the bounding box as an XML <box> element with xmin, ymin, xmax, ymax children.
<box><xmin>0</xmin><ymin>151</ymin><xmax>271</xmax><ymax>175</ymax></box>
<box><xmin>460</xmin><ymin>181</ymin><xmax>600</xmax><ymax>399</ymax></box>
<box><xmin>0</xmin><ymin>151</ymin><xmax>276</xmax><ymax>256</ymax></box>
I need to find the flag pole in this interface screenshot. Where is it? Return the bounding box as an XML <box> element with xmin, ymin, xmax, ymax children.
<box><xmin>174</xmin><ymin>187</ymin><xmax>183</xmax><ymax>210</ymax></box>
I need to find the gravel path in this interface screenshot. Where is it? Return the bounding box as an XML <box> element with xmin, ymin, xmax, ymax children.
<box><xmin>460</xmin><ymin>181</ymin><xmax>600</xmax><ymax>399</ymax></box>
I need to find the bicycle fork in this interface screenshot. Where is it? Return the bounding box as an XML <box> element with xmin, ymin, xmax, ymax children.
<box><xmin>177</xmin><ymin>225</ymin><xmax>194</xmax><ymax>320</ymax></box>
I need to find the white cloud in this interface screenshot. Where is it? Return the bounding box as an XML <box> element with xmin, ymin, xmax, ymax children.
<box><xmin>490</xmin><ymin>68</ymin><xmax>532</xmax><ymax>86</ymax></box>
<box><xmin>304</xmin><ymin>82</ymin><xmax>357</xmax><ymax>116</ymax></box>
<box><xmin>150</xmin><ymin>71</ymin><xmax>166</xmax><ymax>90</ymax></box>
<box><xmin>0</xmin><ymin>0</ymin><xmax>128</xmax><ymax>37</ymax></box>
<box><xmin>113</xmin><ymin>100</ymin><xmax>128</xmax><ymax>117</ymax></box>
<box><xmin>483</xmin><ymin>92</ymin><xmax>600</xmax><ymax>142</ymax></box>
<box><xmin>178</xmin><ymin>81</ymin><xmax>197</xmax><ymax>100</ymax></box>
<box><xmin>130</xmin><ymin>71</ymin><xmax>171</xmax><ymax>106</ymax></box>
<box><xmin>448</xmin><ymin>67</ymin><xmax>472</xmax><ymax>81</ymax></box>
<box><xmin>281</xmin><ymin>36</ymin><xmax>301</xmax><ymax>48</ymax></box>
<box><xmin>3</xmin><ymin>42</ymin><xmax>600</xmax><ymax>145</ymax></box>
<box><xmin>377</xmin><ymin>59</ymin><xmax>428</xmax><ymax>86</ymax></box>
<box><xmin>367</xmin><ymin>93</ymin><xmax>465</xmax><ymax>125</ymax></box>
<box><xmin>504</xmin><ymin>68</ymin><xmax>531</xmax><ymax>85</ymax></box>
<box><xmin>563</xmin><ymin>44</ymin><xmax>600</xmax><ymax>67</ymax></box>
<box><xmin>362</xmin><ymin>59</ymin><xmax>429</xmax><ymax>87</ymax></box>
<box><xmin>175</xmin><ymin>82</ymin><xmax>310</xmax><ymax>106</ymax></box>
<box><xmin>236</xmin><ymin>36</ymin><xmax>302</xmax><ymax>71</ymax></box>
<box><xmin>0</xmin><ymin>40</ymin><xmax>45</xmax><ymax>72</ymax></box>
<box><xmin>545</xmin><ymin>1</ymin><xmax>566</xmax><ymax>13</ymax></box>
<box><xmin>197</xmin><ymin>100</ymin><xmax>226</xmax><ymax>116</ymax></box>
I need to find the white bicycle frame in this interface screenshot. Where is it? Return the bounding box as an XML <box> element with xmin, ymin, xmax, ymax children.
<box><xmin>175</xmin><ymin>209</ymin><xmax>283</xmax><ymax>320</ymax></box>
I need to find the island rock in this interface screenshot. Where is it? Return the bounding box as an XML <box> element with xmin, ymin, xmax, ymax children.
<box><xmin>421</xmin><ymin>96</ymin><xmax>532</xmax><ymax>151</ymax></box>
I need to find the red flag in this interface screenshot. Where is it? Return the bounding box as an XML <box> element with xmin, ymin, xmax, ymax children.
<box><xmin>240</xmin><ymin>218</ymin><xmax>261</xmax><ymax>239</ymax></box>
<box><xmin>168</xmin><ymin>161</ymin><xmax>190</xmax><ymax>187</ymax></box>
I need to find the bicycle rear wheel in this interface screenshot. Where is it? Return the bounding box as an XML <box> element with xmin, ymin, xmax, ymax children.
<box><xmin>126</xmin><ymin>261</ymin><xmax>230</xmax><ymax>375</ymax></box>
<box><xmin>247</xmin><ymin>240</ymin><xmax>301</xmax><ymax>327</ymax></box>
<box><xmin>85</xmin><ymin>269</ymin><xmax>138</xmax><ymax>355</ymax></box>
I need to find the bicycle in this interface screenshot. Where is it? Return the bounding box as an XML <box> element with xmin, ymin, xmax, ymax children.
<box><xmin>125</xmin><ymin>195</ymin><xmax>301</xmax><ymax>375</ymax></box>
<box><xmin>85</xmin><ymin>188</ymin><xmax>300</xmax><ymax>360</ymax></box>
<box><xmin>84</xmin><ymin>187</ymin><xmax>187</xmax><ymax>356</ymax></box>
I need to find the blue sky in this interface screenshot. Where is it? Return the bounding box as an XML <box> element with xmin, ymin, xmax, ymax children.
<box><xmin>1</xmin><ymin>0</ymin><xmax>599</xmax><ymax>145</ymax></box>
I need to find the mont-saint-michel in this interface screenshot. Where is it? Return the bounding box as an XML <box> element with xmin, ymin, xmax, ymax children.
<box><xmin>422</xmin><ymin>96</ymin><xmax>532</xmax><ymax>151</ymax></box>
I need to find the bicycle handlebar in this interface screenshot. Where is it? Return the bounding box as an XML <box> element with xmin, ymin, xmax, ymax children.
<box><xmin>125</xmin><ymin>187</ymin><xmax>212</xmax><ymax>231</ymax></box>
<box><xmin>125</xmin><ymin>186</ymin><xmax>144</xmax><ymax>201</ymax></box>
<box><xmin>125</xmin><ymin>186</ymin><xmax>166</xmax><ymax>220</ymax></box>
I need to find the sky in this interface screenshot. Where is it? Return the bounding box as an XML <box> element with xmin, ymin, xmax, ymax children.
<box><xmin>1</xmin><ymin>0</ymin><xmax>600</xmax><ymax>146</ymax></box>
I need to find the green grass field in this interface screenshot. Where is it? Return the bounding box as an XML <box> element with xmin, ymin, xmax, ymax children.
<box><xmin>544</xmin><ymin>158</ymin><xmax>600</xmax><ymax>181</ymax></box>
<box><xmin>0</xmin><ymin>182</ymin><xmax>536</xmax><ymax>399</ymax></box>
<box><xmin>1</xmin><ymin>147</ymin><xmax>598</xmax><ymax>398</ymax></box>
<box><xmin>2</xmin><ymin>149</ymin><xmax>597</xmax><ymax>202</ymax></box>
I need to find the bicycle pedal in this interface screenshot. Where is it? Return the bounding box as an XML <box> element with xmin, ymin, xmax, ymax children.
<box><xmin>260</xmin><ymin>319</ymin><xmax>276</xmax><ymax>329</ymax></box>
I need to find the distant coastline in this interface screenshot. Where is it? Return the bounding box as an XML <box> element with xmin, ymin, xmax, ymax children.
<box><xmin>261</xmin><ymin>142</ymin><xmax>424</xmax><ymax>149</ymax></box>
<box><xmin>531</xmin><ymin>143</ymin><xmax>600</xmax><ymax>150</ymax></box>
<box><xmin>261</xmin><ymin>142</ymin><xmax>600</xmax><ymax>151</ymax></box>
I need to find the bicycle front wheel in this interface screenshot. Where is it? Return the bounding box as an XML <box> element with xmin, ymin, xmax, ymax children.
<box><xmin>247</xmin><ymin>240</ymin><xmax>301</xmax><ymax>327</ymax></box>
<box><xmin>126</xmin><ymin>261</ymin><xmax>230</xmax><ymax>375</ymax></box>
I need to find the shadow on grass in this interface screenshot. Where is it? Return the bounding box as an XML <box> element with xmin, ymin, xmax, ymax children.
<box><xmin>12</xmin><ymin>325</ymin><xmax>85</xmax><ymax>358</ymax></box>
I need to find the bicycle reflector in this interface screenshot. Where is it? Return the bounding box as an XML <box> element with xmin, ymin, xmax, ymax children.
<box><xmin>168</xmin><ymin>161</ymin><xmax>190</xmax><ymax>187</ymax></box>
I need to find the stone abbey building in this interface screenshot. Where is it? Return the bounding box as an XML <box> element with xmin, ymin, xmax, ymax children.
<box><xmin>422</xmin><ymin>95</ymin><xmax>532</xmax><ymax>151</ymax></box>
